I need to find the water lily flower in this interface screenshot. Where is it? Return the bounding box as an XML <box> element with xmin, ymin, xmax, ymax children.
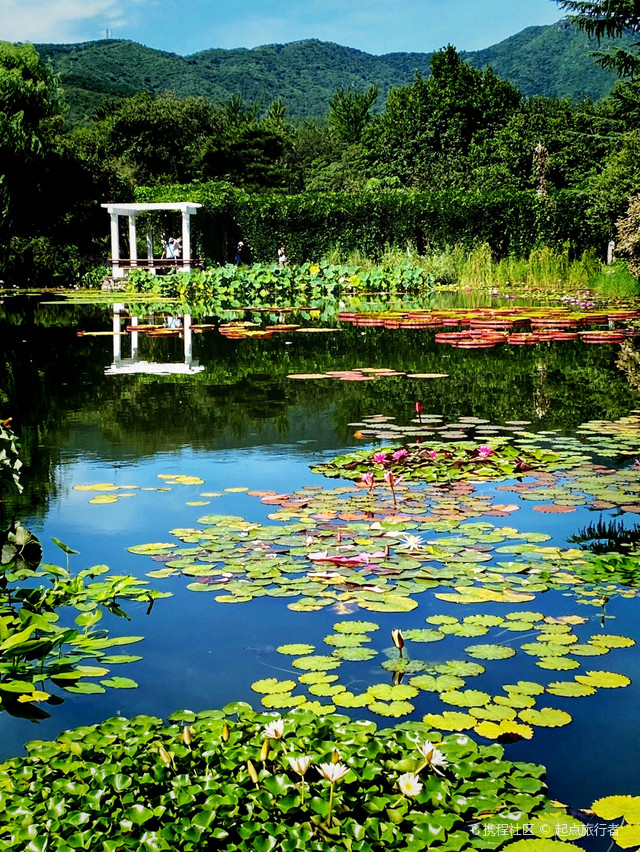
<box><xmin>417</xmin><ymin>740</ymin><xmax>448</xmax><ymax>770</ymax></box>
<box><xmin>372</xmin><ymin>452</ymin><xmax>388</xmax><ymax>466</ymax></box>
<box><xmin>383</xmin><ymin>470</ymin><xmax>401</xmax><ymax>507</ymax></box>
<box><xmin>318</xmin><ymin>762</ymin><xmax>350</xmax><ymax>783</ymax></box>
<box><xmin>391</xmin><ymin>628</ymin><xmax>405</xmax><ymax>653</ymax></box>
<box><xmin>263</xmin><ymin>719</ymin><xmax>285</xmax><ymax>740</ymax></box>
<box><xmin>182</xmin><ymin>726</ymin><xmax>194</xmax><ymax>747</ymax></box>
<box><xmin>392</xmin><ymin>448</ymin><xmax>409</xmax><ymax>461</ymax></box>
<box><xmin>477</xmin><ymin>445</ymin><xmax>494</xmax><ymax>458</ymax></box>
<box><xmin>427</xmin><ymin>449</ymin><xmax>438</xmax><ymax>459</ymax></box>
<box><xmin>247</xmin><ymin>760</ymin><xmax>259</xmax><ymax>785</ymax></box>
<box><xmin>396</xmin><ymin>533</ymin><xmax>425</xmax><ymax>551</ymax></box>
<box><xmin>288</xmin><ymin>755</ymin><xmax>311</xmax><ymax>777</ymax></box>
<box><xmin>360</xmin><ymin>471</ymin><xmax>375</xmax><ymax>492</ymax></box>
<box><xmin>397</xmin><ymin>772</ymin><xmax>423</xmax><ymax>798</ymax></box>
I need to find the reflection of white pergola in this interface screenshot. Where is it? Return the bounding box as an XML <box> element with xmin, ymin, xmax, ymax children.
<box><xmin>101</xmin><ymin>202</ymin><xmax>202</xmax><ymax>279</ymax></box>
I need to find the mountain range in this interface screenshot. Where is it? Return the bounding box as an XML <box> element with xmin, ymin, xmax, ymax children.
<box><xmin>34</xmin><ymin>18</ymin><xmax>634</xmax><ymax>127</ymax></box>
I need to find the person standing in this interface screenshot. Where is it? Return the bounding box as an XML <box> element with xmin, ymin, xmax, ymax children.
<box><xmin>277</xmin><ymin>244</ymin><xmax>288</xmax><ymax>268</ymax></box>
<box><xmin>235</xmin><ymin>241</ymin><xmax>245</xmax><ymax>265</ymax></box>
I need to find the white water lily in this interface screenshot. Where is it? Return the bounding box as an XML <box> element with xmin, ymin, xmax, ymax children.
<box><xmin>288</xmin><ymin>755</ymin><xmax>311</xmax><ymax>777</ymax></box>
<box><xmin>397</xmin><ymin>772</ymin><xmax>423</xmax><ymax>798</ymax></box>
<box><xmin>396</xmin><ymin>533</ymin><xmax>426</xmax><ymax>551</ymax></box>
<box><xmin>417</xmin><ymin>740</ymin><xmax>448</xmax><ymax>768</ymax></box>
<box><xmin>263</xmin><ymin>719</ymin><xmax>285</xmax><ymax>740</ymax></box>
<box><xmin>317</xmin><ymin>762</ymin><xmax>350</xmax><ymax>783</ymax></box>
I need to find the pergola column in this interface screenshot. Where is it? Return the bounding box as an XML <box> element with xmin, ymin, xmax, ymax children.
<box><xmin>110</xmin><ymin>213</ymin><xmax>121</xmax><ymax>278</ymax></box>
<box><xmin>182</xmin><ymin>210</ymin><xmax>192</xmax><ymax>273</ymax></box>
<box><xmin>128</xmin><ymin>214</ymin><xmax>138</xmax><ymax>268</ymax></box>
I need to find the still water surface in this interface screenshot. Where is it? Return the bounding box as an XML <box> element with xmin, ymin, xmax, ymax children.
<box><xmin>1</xmin><ymin>295</ymin><xmax>640</xmax><ymax>811</ymax></box>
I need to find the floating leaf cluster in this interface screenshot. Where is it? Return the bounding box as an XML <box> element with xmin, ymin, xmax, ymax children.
<box><xmin>312</xmin><ymin>441</ymin><xmax>560</xmax><ymax>484</ymax></box>
<box><xmin>0</xmin><ymin>702</ymin><xmax>582</xmax><ymax>852</ymax></box>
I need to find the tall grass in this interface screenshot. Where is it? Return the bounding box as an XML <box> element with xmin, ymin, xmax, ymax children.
<box><xmin>323</xmin><ymin>242</ymin><xmax>640</xmax><ymax>293</ymax></box>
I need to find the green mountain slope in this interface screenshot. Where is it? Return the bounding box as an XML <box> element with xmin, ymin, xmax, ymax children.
<box><xmin>34</xmin><ymin>19</ymin><xmax>634</xmax><ymax>126</ymax></box>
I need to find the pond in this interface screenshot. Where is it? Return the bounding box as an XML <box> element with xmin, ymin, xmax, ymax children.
<box><xmin>2</xmin><ymin>292</ymin><xmax>640</xmax><ymax>816</ymax></box>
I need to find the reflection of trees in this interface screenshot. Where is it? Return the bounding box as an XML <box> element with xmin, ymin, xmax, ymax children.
<box><xmin>1</xmin><ymin>300</ymin><xmax>639</xmax><ymax>522</ymax></box>
<box><xmin>569</xmin><ymin>518</ymin><xmax>640</xmax><ymax>554</ymax></box>
<box><xmin>616</xmin><ymin>340</ymin><xmax>640</xmax><ymax>393</ymax></box>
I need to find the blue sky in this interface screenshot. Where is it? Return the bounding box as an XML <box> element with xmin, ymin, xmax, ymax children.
<box><xmin>2</xmin><ymin>0</ymin><xmax>565</xmax><ymax>55</ymax></box>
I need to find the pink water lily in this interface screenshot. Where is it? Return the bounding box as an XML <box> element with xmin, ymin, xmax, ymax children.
<box><xmin>392</xmin><ymin>448</ymin><xmax>409</xmax><ymax>461</ymax></box>
<box><xmin>383</xmin><ymin>470</ymin><xmax>401</xmax><ymax>507</ymax></box>
<box><xmin>360</xmin><ymin>471</ymin><xmax>375</xmax><ymax>492</ymax></box>
<box><xmin>477</xmin><ymin>445</ymin><xmax>494</xmax><ymax>458</ymax></box>
<box><xmin>372</xmin><ymin>452</ymin><xmax>388</xmax><ymax>465</ymax></box>
<box><xmin>427</xmin><ymin>450</ymin><xmax>438</xmax><ymax>459</ymax></box>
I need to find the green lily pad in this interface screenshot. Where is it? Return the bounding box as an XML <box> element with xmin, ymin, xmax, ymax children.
<box><xmin>251</xmin><ymin>678</ymin><xmax>297</xmax><ymax>694</ymax></box>
<box><xmin>276</xmin><ymin>644</ymin><xmax>315</xmax><ymax>655</ymax></box>
<box><xmin>518</xmin><ymin>707</ymin><xmax>572</xmax><ymax>727</ymax></box>
<box><xmin>465</xmin><ymin>643</ymin><xmax>516</xmax><ymax>660</ymax></box>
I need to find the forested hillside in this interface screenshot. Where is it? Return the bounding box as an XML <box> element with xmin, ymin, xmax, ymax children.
<box><xmin>35</xmin><ymin>18</ymin><xmax>634</xmax><ymax>127</ymax></box>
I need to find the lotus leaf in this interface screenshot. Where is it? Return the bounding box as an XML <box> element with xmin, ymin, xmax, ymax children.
<box><xmin>465</xmin><ymin>643</ymin><xmax>516</xmax><ymax>660</ymax></box>
<box><xmin>440</xmin><ymin>689</ymin><xmax>491</xmax><ymax>707</ymax></box>
<box><xmin>590</xmin><ymin>634</ymin><xmax>635</xmax><ymax>649</ymax></box>
<box><xmin>332</xmin><ymin>647</ymin><xmax>378</xmax><ymax>661</ymax></box>
<box><xmin>575</xmin><ymin>670</ymin><xmax>631</xmax><ymax>688</ymax></box>
<box><xmin>332</xmin><ymin>691</ymin><xmax>370</xmax><ymax>708</ymax></box>
<box><xmin>403</xmin><ymin>628</ymin><xmax>445</xmax><ymax>642</ymax></box>
<box><xmin>261</xmin><ymin>693</ymin><xmax>306</xmax><ymax>709</ymax></box>
<box><xmin>433</xmin><ymin>660</ymin><xmax>485</xmax><ymax>677</ymax></box>
<box><xmin>537</xmin><ymin>657</ymin><xmax>581</xmax><ymax>671</ymax></box>
<box><xmin>367</xmin><ymin>699</ymin><xmax>414</xmax><ymax>717</ymax></box>
<box><xmin>469</xmin><ymin>704</ymin><xmax>518</xmax><ymax>722</ymax></box>
<box><xmin>518</xmin><ymin>707</ymin><xmax>572</xmax><ymax>727</ymax></box>
<box><xmin>333</xmin><ymin>620</ymin><xmax>379</xmax><ymax>633</ymax></box>
<box><xmin>474</xmin><ymin>720</ymin><xmax>533</xmax><ymax>741</ymax></box>
<box><xmin>422</xmin><ymin>711</ymin><xmax>476</xmax><ymax>731</ymax></box>
<box><xmin>251</xmin><ymin>678</ymin><xmax>297</xmax><ymax>694</ymax></box>
<box><xmin>99</xmin><ymin>677</ymin><xmax>138</xmax><ymax>689</ymax></box>
<box><xmin>530</xmin><ymin>811</ymin><xmax>587</xmax><ymax>839</ymax></box>
<box><xmin>612</xmin><ymin>825</ymin><xmax>640</xmax><ymax>849</ymax></box>
<box><xmin>307</xmin><ymin>683</ymin><xmax>346</xmax><ymax>697</ymax></box>
<box><xmin>546</xmin><ymin>681</ymin><xmax>596</xmax><ymax>697</ymax></box>
<box><xmin>291</xmin><ymin>655</ymin><xmax>341</xmax><ymax>671</ymax></box>
<box><xmin>277</xmin><ymin>644</ymin><xmax>315</xmax><ymax>655</ymax></box>
<box><xmin>323</xmin><ymin>633</ymin><xmax>369</xmax><ymax>647</ymax></box>
<box><xmin>409</xmin><ymin>674</ymin><xmax>466</xmax><ymax>693</ymax></box>
<box><xmin>592</xmin><ymin>795</ymin><xmax>640</xmax><ymax>822</ymax></box>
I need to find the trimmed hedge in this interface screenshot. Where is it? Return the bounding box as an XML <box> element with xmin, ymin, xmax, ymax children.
<box><xmin>135</xmin><ymin>182</ymin><xmax>606</xmax><ymax>265</ymax></box>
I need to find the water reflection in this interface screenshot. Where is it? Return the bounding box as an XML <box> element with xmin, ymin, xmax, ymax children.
<box><xmin>106</xmin><ymin>303</ymin><xmax>204</xmax><ymax>375</ymax></box>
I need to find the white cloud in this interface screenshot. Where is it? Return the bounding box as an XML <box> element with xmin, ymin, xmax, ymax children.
<box><xmin>0</xmin><ymin>0</ymin><xmax>144</xmax><ymax>43</ymax></box>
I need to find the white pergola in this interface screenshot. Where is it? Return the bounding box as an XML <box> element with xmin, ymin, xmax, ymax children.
<box><xmin>102</xmin><ymin>201</ymin><xmax>203</xmax><ymax>279</ymax></box>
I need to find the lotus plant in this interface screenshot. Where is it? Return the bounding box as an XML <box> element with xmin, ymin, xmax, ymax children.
<box><xmin>318</xmin><ymin>760</ymin><xmax>350</xmax><ymax>826</ymax></box>
<box><xmin>397</xmin><ymin>772</ymin><xmax>423</xmax><ymax>798</ymax></box>
<box><xmin>391</xmin><ymin>628</ymin><xmax>405</xmax><ymax>658</ymax></box>
<box><xmin>360</xmin><ymin>471</ymin><xmax>375</xmax><ymax>493</ymax></box>
<box><xmin>384</xmin><ymin>469</ymin><xmax>400</xmax><ymax>506</ymax></box>
<box><xmin>416</xmin><ymin>740</ymin><xmax>448</xmax><ymax>775</ymax></box>
<box><xmin>288</xmin><ymin>755</ymin><xmax>312</xmax><ymax>804</ymax></box>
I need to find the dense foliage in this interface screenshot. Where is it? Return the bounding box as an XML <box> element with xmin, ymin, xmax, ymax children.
<box><xmin>4</xmin><ymin>15</ymin><xmax>640</xmax><ymax>284</ymax></box>
<box><xmin>0</xmin><ymin>703</ymin><xmax>571</xmax><ymax>852</ymax></box>
<box><xmin>556</xmin><ymin>0</ymin><xmax>640</xmax><ymax>76</ymax></box>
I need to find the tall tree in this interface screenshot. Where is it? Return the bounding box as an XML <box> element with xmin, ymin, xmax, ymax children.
<box><xmin>556</xmin><ymin>1</ymin><xmax>640</xmax><ymax>76</ymax></box>
<box><xmin>328</xmin><ymin>85</ymin><xmax>379</xmax><ymax>145</ymax></box>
